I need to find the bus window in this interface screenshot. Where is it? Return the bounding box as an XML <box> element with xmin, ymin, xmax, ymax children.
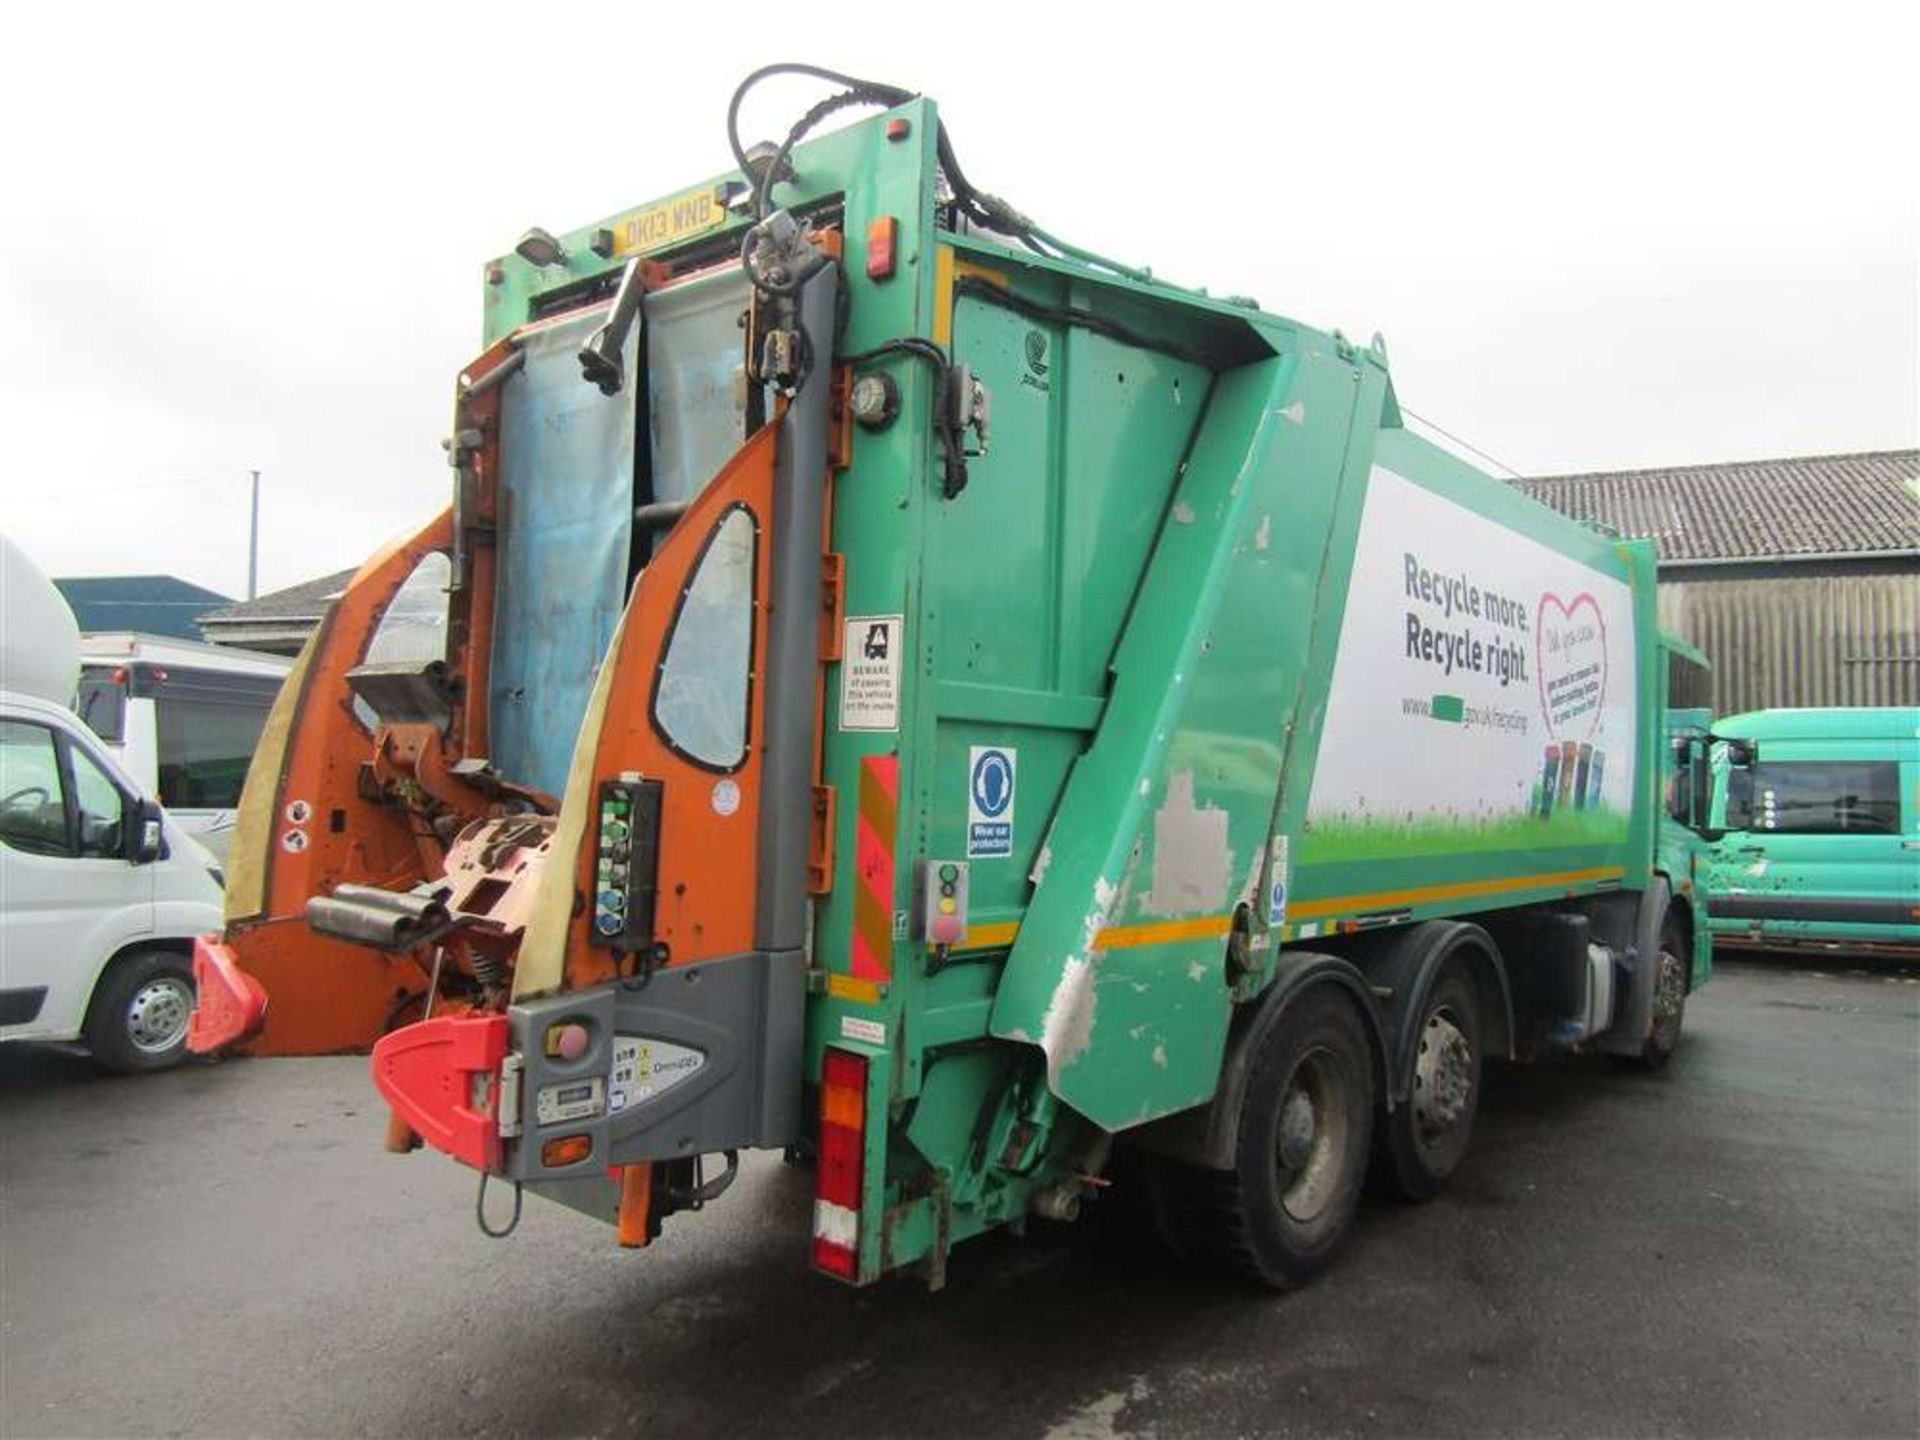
<box><xmin>155</xmin><ymin>696</ymin><xmax>273</xmax><ymax>809</ymax></box>
<box><xmin>75</xmin><ymin>670</ymin><xmax>127</xmax><ymax>744</ymax></box>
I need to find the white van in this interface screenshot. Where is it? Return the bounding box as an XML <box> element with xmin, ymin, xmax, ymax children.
<box><xmin>2</xmin><ymin>538</ymin><xmax>224</xmax><ymax>1071</ymax></box>
<box><xmin>75</xmin><ymin>634</ymin><xmax>290</xmax><ymax>864</ymax></box>
<box><xmin>0</xmin><ymin>690</ymin><xmax>225</xmax><ymax>1069</ymax></box>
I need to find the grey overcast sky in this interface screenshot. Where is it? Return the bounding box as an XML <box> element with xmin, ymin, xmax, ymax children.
<box><xmin>3</xmin><ymin>1</ymin><xmax>1914</xmax><ymax>600</ymax></box>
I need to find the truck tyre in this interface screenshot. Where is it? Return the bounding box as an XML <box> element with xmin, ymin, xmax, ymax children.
<box><xmin>1162</xmin><ymin>985</ymin><xmax>1374</xmax><ymax>1288</ymax></box>
<box><xmin>85</xmin><ymin>949</ymin><xmax>196</xmax><ymax>1074</ymax></box>
<box><xmin>1371</xmin><ymin>962</ymin><xmax>1482</xmax><ymax>1201</ymax></box>
<box><xmin>1622</xmin><ymin>918</ymin><xmax>1689</xmax><ymax>1071</ymax></box>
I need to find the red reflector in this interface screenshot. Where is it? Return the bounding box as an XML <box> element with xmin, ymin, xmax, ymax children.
<box><xmin>813</xmin><ymin>1236</ymin><xmax>858</xmax><ymax>1277</ymax></box>
<box><xmin>370</xmin><ymin>1013</ymin><xmax>510</xmax><ymax>1171</ymax></box>
<box><xmin>865</xmin><ymin>217</ymin><xmax>898</xmax><ymax>281</ymax></box>
<box><xmin>823</xmin><ymin>1047</ymin><xmax>867</xmax><ymax>1093</ymax></box>
<box><xmin>187</xmin><ymin>934</ymin><xmax>268</xmax><ymax>1053</ymax></box>
<box><xmin>886</xmin><ymin>118</ymin><xmax>911</xmax><ymax>142</ymax></box>
<box><xmin>814</xmin><ymin>1048</ymin><xmax>869</xmax><ymax>1279</ymax></box>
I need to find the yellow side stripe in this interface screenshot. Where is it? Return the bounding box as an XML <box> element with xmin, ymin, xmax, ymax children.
<box><xmin>961</xmin><ymin>920</ymin><xmax>1021</xmax><ymax>949</ymax></box>
<box><xmin>948</xmin><ymin>866</ymin><xmax>1625</xmax><ymax>956</ymax></box>
<box><xmin>1288</xmin><ymin>866</ymin><xmax>1628</xmax><ymax>922</ymax></box>
<box><xmin>1092</xmin><ymin>915</ymin><xmax>1234</xmax><ymax>951</ymax></box>
<box><xmin>827</xmin><ymin>974</ymin><xmax>882</xmax><ymax>1005</ymax></box>
<box><xmin>931</xmin><ymin>245</ymin><xmax>955</xmax><ymax>348</ymax></box>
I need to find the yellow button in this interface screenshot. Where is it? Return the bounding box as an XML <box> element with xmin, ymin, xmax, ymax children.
<box><xmin>938</xmin><ymin>898</ymin><xmax>956</xmax><ymax>915</ymax></box>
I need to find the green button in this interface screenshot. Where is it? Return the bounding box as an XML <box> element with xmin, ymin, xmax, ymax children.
<box><xmin>939</xmin><ymin>863</ymin><xmax>958</xmax><ymax>883</ymax></box>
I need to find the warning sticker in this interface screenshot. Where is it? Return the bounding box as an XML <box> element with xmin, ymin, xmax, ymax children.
<box><xmin>967</xmin><ymin>746</ymin><xmax>1016</xmax><ymax>859</ymax></box>
<box><xmin>841</xmin><ymin>615</ymin><xmax>903</xmax><ymax>731</ymax></box>
<box><xmin>840</xmin><ymin>1015</ymin><xmax>887</xmax><ymax>1047</ymax></box>
<box><xmin>1267</xmin><ymin>833</ymin><xmax>1290</xmax><ymax>927</ymax></box>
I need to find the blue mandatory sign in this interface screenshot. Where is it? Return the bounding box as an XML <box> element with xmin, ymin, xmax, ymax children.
<box><xmin>966</xmin><ymin>745</ymin><xmax>1016</xmax><ymax>858</ymax></box>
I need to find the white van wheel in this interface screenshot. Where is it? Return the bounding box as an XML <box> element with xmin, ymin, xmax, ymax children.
<box><xmin>86</xmin><ymin>950</ymin><xmax>195</xmax><ymax>1074</ymax></box>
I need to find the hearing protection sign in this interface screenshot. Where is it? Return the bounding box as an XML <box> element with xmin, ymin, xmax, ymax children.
<box><xmin>967</xmin><ymin>746</ymin><xmax>1016</xmax><ymax>858</ymax></box>
<box><xmin>840</xmin><ymin>615</ymin><xmax>903</xmax><ymax>731</ymax></box>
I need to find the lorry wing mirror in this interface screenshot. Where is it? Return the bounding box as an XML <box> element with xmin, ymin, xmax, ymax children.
<box><xmin>1722</xmin><ymin>739</ymin><xmax>1756</xmax><ymax>768</ymax></box>
<box><xmin>128</xmin><ymin>798</ymin><xmax>165</xmax><ymax>865</ymax></box>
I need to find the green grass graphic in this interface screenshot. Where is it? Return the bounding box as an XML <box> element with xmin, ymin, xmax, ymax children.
<box><xmin>1300</xmin><ymin>807</ymin><xmax>1627</xmax><ymax>863</ymax></box>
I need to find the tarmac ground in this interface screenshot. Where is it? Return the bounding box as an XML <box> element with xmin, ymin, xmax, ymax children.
<box><xmin>2</xmin><ymin>955</ymin><xmax>1915</xmax><ymax>1438</ymax></box>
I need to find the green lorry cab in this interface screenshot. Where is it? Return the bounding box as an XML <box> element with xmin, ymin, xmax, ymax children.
<box><xmin>1707</xmin><ymin>707</ymin><xmax>1920</xmax><ymax>954</ymax></box>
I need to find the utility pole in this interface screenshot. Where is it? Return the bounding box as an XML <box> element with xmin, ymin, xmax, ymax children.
<box><xmin>247</xmin><ymin>468</ymin><xmax>260</xmax><ymax>600</ymax></box>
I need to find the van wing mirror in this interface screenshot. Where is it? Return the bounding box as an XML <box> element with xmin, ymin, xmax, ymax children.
<box><xmin>128</xmin><ymin>798</ymin><xmax>165</xmax><ymax>865</ymax></box>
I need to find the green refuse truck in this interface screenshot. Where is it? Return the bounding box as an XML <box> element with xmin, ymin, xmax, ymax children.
<box><xmin>191</xmin><ymin>65</ymin><xmax>1726</xmax><ymax>1288</ymax></box>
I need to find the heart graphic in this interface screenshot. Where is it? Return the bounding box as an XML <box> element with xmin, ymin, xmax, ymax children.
<box><xmin>1535</xmin><ymin>591</ymin><xmax>1609</xmax><ymax>741</ymax></box>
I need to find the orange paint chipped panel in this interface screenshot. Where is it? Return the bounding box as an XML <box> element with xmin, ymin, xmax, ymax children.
<box><xmin>558</xmin><ymin>424</ymin><xmax>782</xmax><ymax>989</ymax></box>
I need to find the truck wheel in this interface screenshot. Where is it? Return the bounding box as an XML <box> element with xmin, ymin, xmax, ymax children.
<box><xmin>1372</xmin><ymin>962</ymin><xmax>1482</xmax><ymax>1201</ymax></box>
<box><xmin>1163</xmin><ymin>985</ymin><xmax>1374</xmax><ymax>1288</ymax></box>
<box><xmin>85</xmin><ymin>950</ymin><xmax>196</xmax><ymax>1074</ymax></box>
<box><xmin>1629</xmin><ymin>921</ymin><xmax>1689</xmax><ymax>1070</ymax></box>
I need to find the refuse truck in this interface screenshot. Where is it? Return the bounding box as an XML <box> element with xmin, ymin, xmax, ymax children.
<box><xmin>189</xmin><ymin>65</ymin><xmax>1727</xmax><ymax>1288</ymax></box>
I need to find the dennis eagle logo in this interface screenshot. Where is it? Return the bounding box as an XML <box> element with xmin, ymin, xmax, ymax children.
<box><xmin>1021</xmin><ymin>329</ymin><xmax>1050</xmax><ymax>391</ymax></box>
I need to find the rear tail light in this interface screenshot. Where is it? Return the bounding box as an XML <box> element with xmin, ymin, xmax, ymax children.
<box><xmin>812</xmin><ymin>1048</ymin><xmax>869</xmax><ymax>1280</ymax></box>
<box><xmin>865</xmin><ymin>217</ymin><xmax>898</xmax><ymax>281</ymax></box>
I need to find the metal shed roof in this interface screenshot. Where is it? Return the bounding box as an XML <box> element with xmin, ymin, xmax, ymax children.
<box><xmin>1515</xmin><ymin>449</ymin><xmax>1918</xmax><ymax>564</ymax></box>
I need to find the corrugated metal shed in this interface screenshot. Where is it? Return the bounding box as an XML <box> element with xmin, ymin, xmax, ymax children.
<box><xmin>1520</xmin><ymin>450</ymin><xmax>1918</xmax><ymax>713</ymax></box>
<box><xmin>1516</xmin><ymin>450</ymin><xmax>1918</xmax><ymax>563</ymax></box>
<box><xmin>198</xmin><ymin>569</ymin><xmax>355</xmax><ymax>654</ymax></box>
<box><xmin>52</xmin><ymin>574</ymin><xmax>233</xmax><ymax>642</ymax></box>
<box><xmin>1658</xmin><ymin>573</ymin><xmax>1919</xmax><ymax>713</ymax></box>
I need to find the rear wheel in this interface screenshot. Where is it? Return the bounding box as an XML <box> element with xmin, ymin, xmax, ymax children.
<box><xmin>1633</xmin><ymin>920</ymin><xmax>1689</xmax><ymax>1070</ymax></box>
<box><xmin>1372</xmin><ymin>962</ymin><xmax>1483</xmax><ymax>1200</ymax></box>
<box><xmin>86</xmin><ymin>950</ymin><xmax>195</xmax><ymax>1074</ymax></box>
<box><xmin>1161</xmin><ymin>985</ymin><xmax>1374</xmax><ymax>1288</ymax></box>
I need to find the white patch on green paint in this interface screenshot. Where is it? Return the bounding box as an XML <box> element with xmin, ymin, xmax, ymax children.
<box><xmin>1141</xmin><ymin>769</ymin><xmax>1232</xmax><ymax>917</ymax></box>
<box><xmin>1041</xmin><ymin>956</ymin><xmax>1097</xmax><ymax>1078</ymax></box>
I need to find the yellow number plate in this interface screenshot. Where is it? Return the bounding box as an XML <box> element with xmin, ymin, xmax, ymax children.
<box><xmin>610</xmin><ymin>185</ymin><xmax>729</xmax><ymax>258</ymax></box>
